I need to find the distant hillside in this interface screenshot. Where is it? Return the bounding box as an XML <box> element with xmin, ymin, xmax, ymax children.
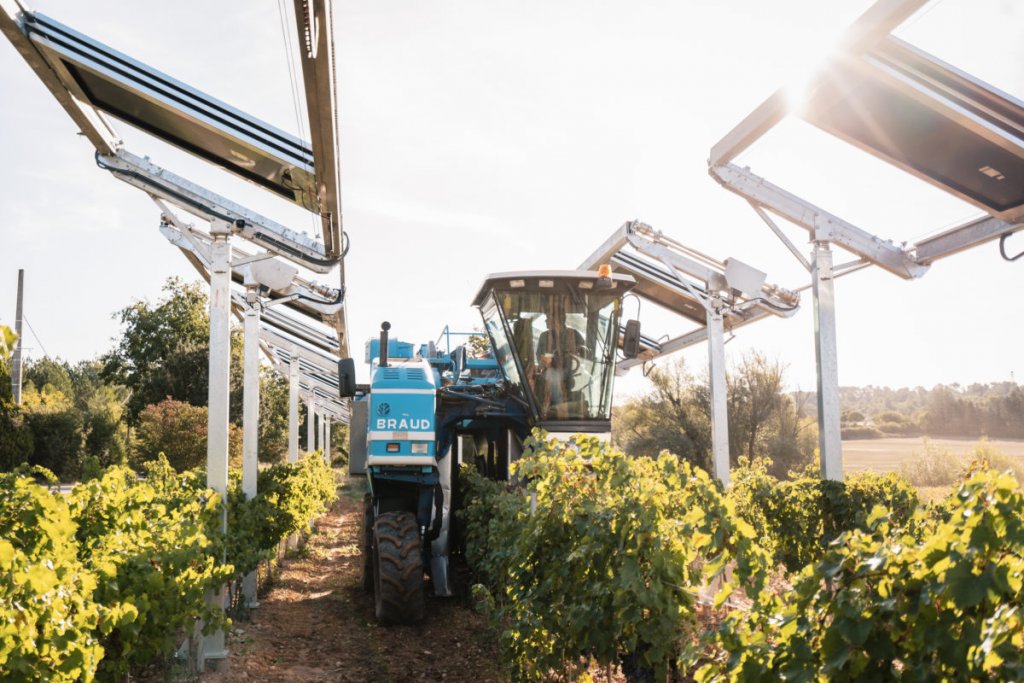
<box><xmin>794</xmin><ymin>382</ymin><xmax>1024</xmax><ymax>440</ymax></box>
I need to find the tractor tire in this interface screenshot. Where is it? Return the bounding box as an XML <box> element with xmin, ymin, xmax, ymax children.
<box><xmin>361</xmin><ymin>494</ymin><xmax>374</xmax><ymax>592</ymax></box>
<box><xmin>372</xmin><ymin>511</ymin><xmax>425</xmax><ymax>624</ymax></box>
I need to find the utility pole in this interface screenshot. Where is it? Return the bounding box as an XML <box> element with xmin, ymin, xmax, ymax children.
<box><xmin>12</xmin><ymin>269</ymin><xmax>24</xmax><ymax>405</ymax></box>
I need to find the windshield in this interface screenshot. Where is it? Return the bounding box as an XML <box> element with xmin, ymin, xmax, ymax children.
<box><xmin>479</xmin><ymin>297</ymin><xmax>525</xmax><ymax>393</ymax></box>
<box><xmin>482</xmin><ymin>283</ymin><xmax>621</xmax><ymax>422</ymax></box>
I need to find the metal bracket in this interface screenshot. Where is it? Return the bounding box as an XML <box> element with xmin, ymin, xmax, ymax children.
<box><xmin>233</xmin><ymin>253</ymin><xmax>277</xmax><ymax>268</ymax></box>
<box><xmin>583</xmin><ymin>220</ymin><xmax>801</xmax><ymax>371</ymax></box>
<box><xmin>155</xmin><ymin>207</ymin><xmax>343</xmax><ymax>315</ymax></box>
<box><xmin>711</xmin><ymin>163</ymin><xmax>928</xmax><ymax>279</ymax></box>
<box><xmin>99</xmin><ymin>149</ymin><xmax>336</xmax><ymax>273</ymax></box>
<box><xmin>913</xmin><ymin>215</ymin><xmax>1024</xmax><ymax>264</ymax></box>
<box><xmin>264</xmin><ymin>294</ymin><xmax>302</xmax><ymax>308</ymax></box>
<box><xmin>748</xmin><ymin>201</ymin><xmax>812</xmax><ymax>272</ymax></box>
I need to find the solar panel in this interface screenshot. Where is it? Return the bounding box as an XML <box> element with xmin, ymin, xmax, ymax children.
<box><xmin>24</xmin><ymin>13</ymin><xmax>320</xmax><ymax>212</ymax></box>
<box><xmin>607</xmin><ymin>251</ymin><xmax>709</xmax><ymax>325</ymax></box>
<box><xmin>708</xmin><ymin>1</ymin><xmax>1022</xmax><ymax>265</ymax></box>
<box><xmin>580</xmin><ymin>222</ymin><xmax>799</xmax><ymax>369</ymax></box>
<box><xmin>804</xmin><ymin>36</ymin><xmax>1024</xmax><ymax>219</ymax></box>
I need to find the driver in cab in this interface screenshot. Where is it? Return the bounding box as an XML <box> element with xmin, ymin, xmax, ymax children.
<box><xmin>535</xmin><ymin>308</ymin><xmax>585</xmax><ymax>418</ymax></box>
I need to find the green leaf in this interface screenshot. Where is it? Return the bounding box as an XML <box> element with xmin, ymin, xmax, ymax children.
<box><xmin>824</xmin><ymin>645</ymin><xmax>852</xmax><ymax>672</ymax></box>
<box><xmin>865</xmin><ymin>505</ymin><xmax>888</xmax><ymax>528</ymax></box>
<box><xmin>26</xmin><ymin>563</ymin><xmax>56</xmax><ymax>594</ymax></box>
<box><xmin>949</xmin><ymin>565</ymin><xmax>989</xmax><ymax>609</ymax></box>
<box><xmin>713</xmin><ymin>581</ymin><xmax>734</xmax><ymax>609</ymax></box>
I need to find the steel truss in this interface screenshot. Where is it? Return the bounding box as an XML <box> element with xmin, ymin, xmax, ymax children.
<box><xmin>708</xmin><ymin>0</ymin><xmax>1024</xmax><ymax>479</ymax></box>
<box><xmin>581</xmin><ymin>220</ymin><xmax>799</xmax><ymax>485</ymax></box>
<box><xmin>1</xmin><ymin>0</ymin><xmax>348</xmax><ymax>666</ymax></box>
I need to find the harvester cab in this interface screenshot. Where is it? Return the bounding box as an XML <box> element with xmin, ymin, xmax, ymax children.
<box><xmin>348</xmin><ymin>269</ymin><xmax>637</xmax><ymax>624</ymax></box>
<box><xmin>471</xmin><ymin>269</ymin><xmax>638</xmax><ymax>439</ymax></box>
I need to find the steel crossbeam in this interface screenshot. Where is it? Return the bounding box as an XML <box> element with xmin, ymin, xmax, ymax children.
<box><xmin>582</xmin><ymin>220</ymin><xmax>798</xmax><ymax>484</ymax></box>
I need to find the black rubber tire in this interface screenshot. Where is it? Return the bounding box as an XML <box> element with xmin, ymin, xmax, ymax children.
<box><xmin>373</xmin><ymin>511</ymin><xmax>425</xmax><ymax>624</ymax></box>
<box><xmin>361</xmin><ymin>494</ymin><xmax>374</xmax><ymax>593</ymax></box>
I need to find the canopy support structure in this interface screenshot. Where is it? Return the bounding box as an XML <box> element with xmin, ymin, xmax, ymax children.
<box><xmin>707</xmin><ymin>296</ymin><xmax>730</xmax><ymax>486</ymax></box>
<box><xmin>580</xmin><ymin>220</ymin><xmax>799</xmax><ymax>485</ymax></box>
<box><xmin>811</xmin><ymin>241</ymin><xmax>843</xmax><ymax>480</ymax></box>
<box><xmin>200</xmin><ymin>222</ymin><xmax>231</xmax><ymax>670</ymax></box>
<box><xmin>306</xmin><ymin>397</ymin><xmax>316</xmax><ymax>453</ymax></box>
<box><xmin>289</xmin><ymin>351</ymin><xmax>300</xmax><ymax>464</ymax></box>
<box><xmin>241</xmin><ymin>283</ymin><xmax>262</xmax><ymax>609</ymax></box>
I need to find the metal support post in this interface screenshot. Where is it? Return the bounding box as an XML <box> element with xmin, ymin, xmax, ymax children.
<box><xmin>288</xmin><ymin>350</ymin><xmax>299</xmax><ymax>464</ymax></box>
<box><xmin>200</xmin><ymin>224</ymin><xmax>231</xmax><ymax>670</ymax></box>
<box><xmin>320</xmin><ymin>416</ymin><xmax>327</xmax><ymax>461</ymax></box>
<box><xmin>812</xmin><ymin>241</ymin><xmax>843</xmax><ymax>481</ymax></box>
<box><xmin>324</xmin><ymin>417</ymin><xmax>331</xmax><ymax>464</ymax></box>
<box><xmin>240</xmin><ymin>285</ymin><xmax>260</xmax><ymax>609</ymax></box>
<box><xmin>11</xmin><ymin>269</ymin><xmax>24</xmax><ymax>405</ymax></box>
<box><xmin>707</xmin><ymin>296</ymin><xmax>730</xmax><ymax>486</ymax></box>
<box><xmin>306</xmin><ymin>399</ymin><xmax>316</xmax><ymax>453</ymax></box>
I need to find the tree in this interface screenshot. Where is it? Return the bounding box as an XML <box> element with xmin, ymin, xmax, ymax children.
<box><xmin>0</xmin><ymin>403</ymin><xmax>32</xmax><ymax>472</ymax></box>
<box><xmin>15</xmin><ymin>357</ymin><xmax>130</xmax><ymax>477</ymax></box>
<box><xmin>102</xmin><ymin>279</ymin><xmax>209</xmax><ymax>421</ymax></box>
<box><xmin>724</xmin><ymin>352</ymin><xmax>815</xmax><ymax>476</ymax></box>
<box><xmin>71</xmin><ymin>360</ymin><xmax>129</xmax><ymax>467</ymax></box>
<box><xmin>135</xmin><ymin>398</ymin><xmax>242</xmax><ymax>471</ymax></box>
<box><xmin>765</xmin><ymin>389</ymin><xmax>817</xmax><ymax>478</ymax></box>
<box><xmin>0</xmin><ymin>325</ymin><xmax>14</xmax><ymax>370</ymax></box>
<box><xmin>102</xmin><ymin>278</ymin><xmax>244</xmax><ymax>423</ymax></box>
<box><xmin>0</xmin><ymin>325</ymin><xmax>32</xmax><ymax>471</ymax></box>
<box><xmin>20</xmin><ymin>383</ymin><xmax>84</xmax><ymax>480</ymax></box>
<box><xmin>727</xmin><ymin>352</ymin><xmax>785</xmax><ymax>462</ymax></box>
<box><xmin>24</xmin><ymin>357</ymin><xmax>74</xmax><ymax>397</ymax></box>
<box><xmin>613</xmin><ymin>357</ymin><xmax>711</xmax><ymax>470</ymax></box>
<box><xmin>467</xmin><ymin>330</ymin><xmax>492</xmax><ymax>358</ymax></box>
<box><xmin>258</xmin><ymin>367</ymin><xmax>289</xmax><ymax>463</ymax></box>
<box><xmin>613</xmin><ymin>351</ymin><xmax>813</xmax><ymax>477</ymax></box>
<box><xmin>330</xmin><ymin>420</ymin><xmax>350</xmax><ymax>465</ymax></box>
<box><xmin>841</xmin><ymin>410</ymin><xmax>866</xmax><ymax>424</ymax></box>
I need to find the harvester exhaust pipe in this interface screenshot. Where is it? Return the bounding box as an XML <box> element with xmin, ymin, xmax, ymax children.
<box><xmin>379</xmin><ymin>321</ymin><xmax>391</xmax><ymax>368</ymax></box>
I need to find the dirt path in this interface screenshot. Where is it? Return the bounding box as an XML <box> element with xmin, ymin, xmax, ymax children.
<box><xmin>204</xmin><ymin>478</ymin><xmax>505</xmax><ymax>683</ymax></box>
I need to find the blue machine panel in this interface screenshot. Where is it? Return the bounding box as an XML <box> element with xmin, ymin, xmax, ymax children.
<box><xmin>365</xmin><ymin>338</ymin><xmax>417</xmax><ymax>364</ymax></box>
<box><xmin>366</xmin><ymin>362</ymin><xmax>437</xmax><ymax>464</ymax></box>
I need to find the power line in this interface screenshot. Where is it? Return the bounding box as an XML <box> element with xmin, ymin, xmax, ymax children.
<box><xmin>276</xmin><ymin>0</ymin><xmax>322</xmax><ymax>241</ymax></box>
<box><xmin>22</xmin><ymin>315</ymin><xmax>50</xmax><ymax>358</ymax></box>
<box><xmin>276</xmin><ymin>0</ymin><xmax>308</xmax><ymax>146</ymax></box>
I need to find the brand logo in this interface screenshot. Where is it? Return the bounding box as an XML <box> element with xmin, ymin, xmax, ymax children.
<box><xmin>375</xmin><ymin>418</ymin><xmax>431</xmax><ymax>431</ymax></box>
<box><xmin>376</xmin><ymin>402</ymin><xmax>391</xmax><ymax>417</ymax></box>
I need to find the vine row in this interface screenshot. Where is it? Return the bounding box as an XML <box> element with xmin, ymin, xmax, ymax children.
<box><xmin>0</xmin><ymin>453</ymin><xmax>336</xmax><ymax>681</ymax></box>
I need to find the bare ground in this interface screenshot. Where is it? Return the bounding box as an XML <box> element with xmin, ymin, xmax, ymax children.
<box><xmin>842</xmin><ymin>436</ymin><xmax>1024</xmax><ymax>473</ymax></box>
<box><xmin>202</xmin><ymin>477</ymin><xmax>505</xmax><ymax>683</ymax></box>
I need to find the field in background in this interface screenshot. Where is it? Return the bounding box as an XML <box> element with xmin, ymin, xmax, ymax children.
<box><xmin>843</xmin><ymin>436</ymin><xmax>1024</xmax><ymax>474</ymax></box>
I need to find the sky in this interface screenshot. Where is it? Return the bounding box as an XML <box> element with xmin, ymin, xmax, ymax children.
<box><xmin>0</xmin><ymin>0</ymin><xmax>1021</xmax><ymax>397</ymax></box>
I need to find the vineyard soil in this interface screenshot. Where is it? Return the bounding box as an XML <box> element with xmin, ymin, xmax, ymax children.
<box><xmin>202</xmin><ymin>477</ymin><xmax>504</xmax><ymax>683</ymax></box>
<box><xmin>842</xmin><ymin>436</ymin><xmax>1024</xmax><ymax>473</ymax></box>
